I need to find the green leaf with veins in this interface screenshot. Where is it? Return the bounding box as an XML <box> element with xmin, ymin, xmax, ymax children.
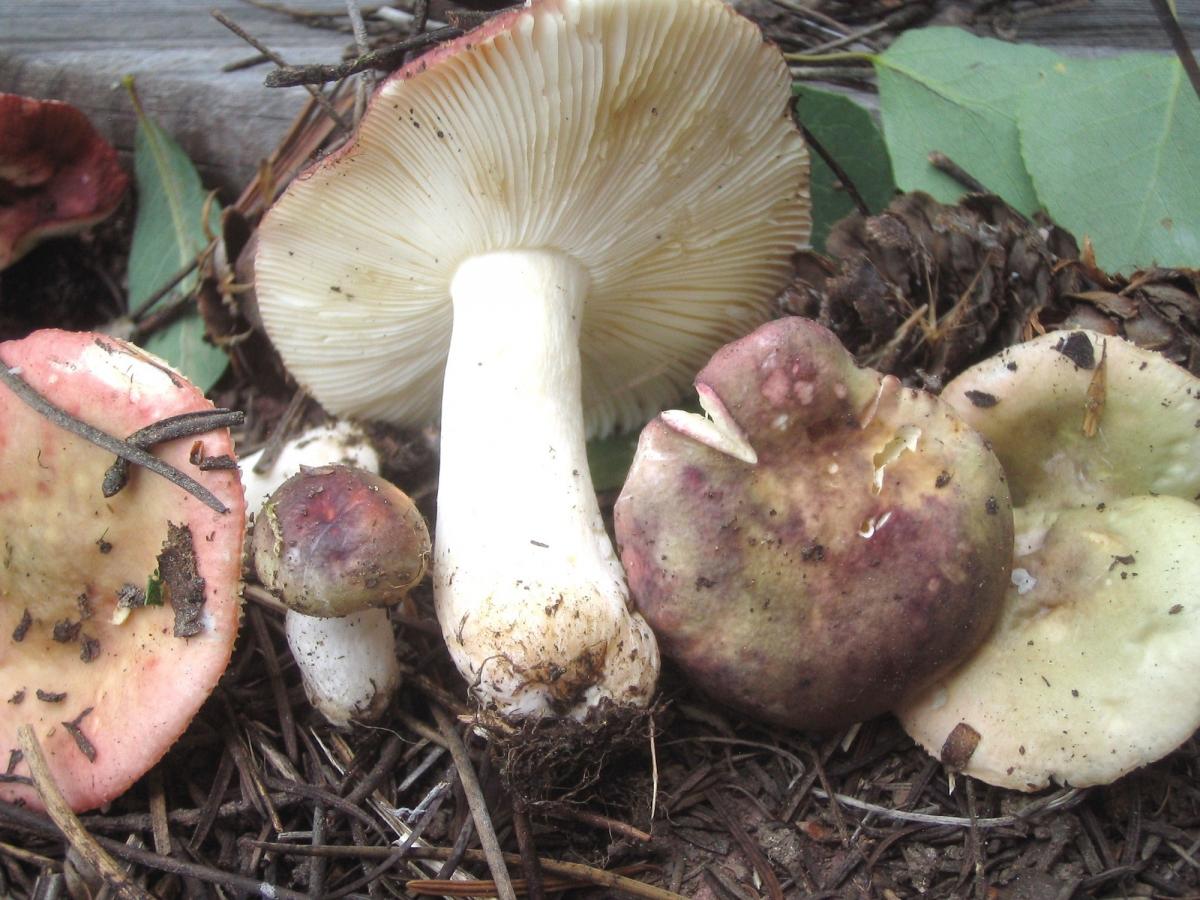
<box><xmin>125</xmin><ymin>77</ymin><xmax>227</xmax><ymax>392</ymax></box>
<box><xmin>792</xmin><ymin>85</ymin><xmax>896</xmax><ymax>250</ymax></box>
<box><xmin>874</xmin><ymin>28</ymin><xmax>1058</xmax><ymax>214</ymax></box>
<box><xmin>1016</xmin><ymin>52</ymin><xmax>1200</xmax><ymax>272</ymax></box>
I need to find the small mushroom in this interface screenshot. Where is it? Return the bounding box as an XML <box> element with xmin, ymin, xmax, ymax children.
<box><xmin>246</xmin><ymin>438</ymin><xmax>430</xmax><ymax>727</ymax></box>
<box><xmin>254</xmin><ymin>0</ymin><xmax>811</xmax><ymax>721</ymax></box>
<box><xmin>614</xmin><ymin>317</ymin><xmax>1014</xmax><ymax>731</ymax></box>
<box><xmin>898</xmin><ymin>330</ymin><xmax>1200</xmax><ymax>789</ymax></box>
<box><xmin>0</xmin><ymin>94</ymin><xmax>129</xmax><ymax>270</ymax></box>
<box><xmin>0</xmin><ymin>330</ymin><xmax>244</xmax><ymax>812</ymax></box>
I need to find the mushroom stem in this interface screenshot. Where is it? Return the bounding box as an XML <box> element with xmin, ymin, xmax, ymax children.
<box><xmin>435</xmin><ymin>249</ymin><xmax>659</xmax><ymax>720</ymax></box>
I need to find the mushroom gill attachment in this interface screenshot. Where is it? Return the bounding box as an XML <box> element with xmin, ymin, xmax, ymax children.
<box><xmin>0</xmin><ymin>330</ymin><xmax>244</xmax><ymax>812</ymax></box>
<box><xmin>898</xmin><ymin>330</ymin><xmax>1200</xmax><ymax>789</ymax></box>
<box><xmin>615</xmin><ymin>317</ymin><xmax>1014</xmax><ymax>732</ymax></box>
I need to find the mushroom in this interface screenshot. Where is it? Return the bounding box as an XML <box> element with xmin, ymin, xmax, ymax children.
<box><xmin>243</xmin><ymin>427</ymin><xmax>429</xmax><ymax>726</ymax></box>
<box><xmin>614</xmin><ymin>317</ymin><xmax>1014</xmax><ymax>731</ymax></box>
<box><xmin>253</xmin><ymin>0</ymin><xmax>810</xmax><ymax>720</ymax></box>
<box><xmin>0</xmin><ymin>93</ymin><xmax>129</xmax><ymax>270</ymax></box>
<box><xmin>897</xmin><ymin>330</ymin><xmax>1200</xmax><ymax>789</ymax></box>
<box><xmin>0</xmin><ymin>330</ymin><xmax>244</xmax><ymax>812</ymax></box>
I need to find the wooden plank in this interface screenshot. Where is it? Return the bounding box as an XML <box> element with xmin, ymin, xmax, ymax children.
<box><xmin>2</xmin><ymin>0</ymin><xmax>1197</xmax><ymax>198</ymax></box>
<box><xmin>0</xmin><ymin>1</ymin><xmax>352</xmax><ymax>194</ymax></box>
<box><xmin>997</xmin><ymin>0</ymin><xmax>1199</xmax><ymax>50</ymax></box>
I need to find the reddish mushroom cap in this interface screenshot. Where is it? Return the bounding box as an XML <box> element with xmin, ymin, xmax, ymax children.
<box><xmin>0</xmin><ymin>94</ymin><xmax>129</xmax><ymax>270</ymax></box>
<box><xmin>615</xmin><ymin>317</ymin><xmax>1013</xmax><ymax>731</ymax></box>
<box><xmin>0</xmin><ymin>330</ymin><xmax>244</xmax><ymax>812</ymax></box>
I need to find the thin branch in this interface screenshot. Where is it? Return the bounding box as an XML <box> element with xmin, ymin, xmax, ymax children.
<box><xmin>264</xmin><ymin>26</ymin><xmax>462</xmax><ymax>87</ymax></box>
<box><xmin>928</xmin><ymin>151</ymin><xmax>990</xmax><ymax>195</ymax></box>
<box><xmin>17</xmin><ymin>726</ymin><xmax>154</xmax><ymax>900</ymax></box>
<box><xmin>1149</xmin><ymin>0</ymin><xmax>1200</xmax><ymax>103</ymax></box>
<box><xmin>0</xmin><ymin>358</ymin><xmax>230</xmax><ymax>514</ymax></box>
<box><xmin>810</xmin><ymin>786</ymin><xmax>1084</xmax><ymax>828</ymax></box>
<box><xmin>246</xmin><ymin>841</ymin><xmax>687</xmax><ymax>900</ymax></box>
<box><xmin>103</xmin><ymin>409</ymin><xmax>245</xmax><ymax>497</ymax></box>
<box><xmin>432</xmin><ymin>705</ymin><xmax>518</xmax><ymax>900</ymax></box>
<box><xmin>798</xmin><ymin>124</ymin><xmax>871</xmax><ymax>216</ymax></box>
<box><xmin>0</xmin><ymin>797</ymin><xmax>309</xmax><ymax>899</ymax></box>
<box><xmin>211</xmin><ymin>9</ymin><xmax>350</xmax><ymax>131</ymax></box>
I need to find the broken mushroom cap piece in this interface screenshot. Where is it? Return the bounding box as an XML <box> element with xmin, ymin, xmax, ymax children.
<box><xmin>252</xmin><ymin>465</ymin><xmax>430</xmax><ymax>619</ymax></box>
<box><xmin>255</xmin><ymin>0</ymin><xmax>810</xmax><ymax>721</ymax></box>
<box><xmin>614</xmin><ymin>317</ymin><xmax>1014</xmax><ymax>732</ymax></box>
<box><xmin>0</xmin><ymin>94</ymin><xmax>129</xmax><ymax>270</ymax></box>
<box><xmin>0</xmin><ymin>330</ymin><xmax>244</xmax><ymax>812</ymax></box>
<box><xmin>898</xmin><ymin>329</ymin><xmax>1200</xmax><ymax>790</ymax></box>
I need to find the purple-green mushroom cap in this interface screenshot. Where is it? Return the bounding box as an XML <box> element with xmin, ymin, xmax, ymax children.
<box><xmin>614</xmin><ymin>317</ymin><xmax>1014</xmax><ymax>731</ymax></box>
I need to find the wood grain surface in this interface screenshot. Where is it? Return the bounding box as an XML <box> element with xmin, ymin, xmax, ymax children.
<box><xmin>1</xmin><ymin>0</ymin><xmax>1197</xmax><ymax>198</ymax></box>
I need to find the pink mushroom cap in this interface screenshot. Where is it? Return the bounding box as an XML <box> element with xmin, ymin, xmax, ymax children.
<box><xmin>0</xmin><ymin>330</ymin><xmax>244</xmax><ymax>812</ymax></box>
<box><xmin>0</xmin><ymin>93</ymin><xmax>129</xmax><ymax>271</ymax></box>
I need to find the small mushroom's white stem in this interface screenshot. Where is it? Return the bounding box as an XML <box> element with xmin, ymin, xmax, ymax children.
<box><xmin>285</xmin><ymin>608</ymin><xmax>401</xmax><ymax>727</ymax></box>
<box><xmin>242</xmin><ymin>425</ymin><xmax>398</xmax><ymax>727</ymax></box>
<box><xmin>435</xmin><ymin>249</ymin><xmax>659</xmax><ymax>720</ymax></box>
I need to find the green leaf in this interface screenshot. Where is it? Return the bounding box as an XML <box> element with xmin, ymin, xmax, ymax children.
<box><xmin>125</xmin><ymin>78</ymin><xmax>227</xmax><ymax>392</ymax></box>
<box><xmin>145</xmin><ymin>569</ymin><xmax>163</xmax><ymax>607</ymax></box>
<box><xmin>1016</xmin><ymin>53</ymin><xmax>1200</xmax><ymax>272</ymax></box>
<box><xmin>587</xmin><ymin>429</ymin><xmax>642</xmax><ymax>494</ymax></box>
<box><xmin>875</xmin><ymin>28</ymin><xmax>1058</xmax><ymax>214</ymax></box>
<box><xmin>792</xmin><ymin>86</ymin><xmax>896</xmax><ymax>250</ymax></box>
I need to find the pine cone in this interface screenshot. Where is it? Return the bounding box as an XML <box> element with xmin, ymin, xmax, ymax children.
<box><xmin>788</xmin><ymin>191</ymin><xmax>1200</xmax><ymax>386</ymax></box>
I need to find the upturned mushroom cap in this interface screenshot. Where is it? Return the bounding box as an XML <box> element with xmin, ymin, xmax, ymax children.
<box><xmin>939</xmin><ymin>329</ymin><xmax>1200</xmax><ymax>509</ymax></box>
<box><xmin>0</xmin><ymin>94</ymin><xmax>129</xmax><ymax>270</ymax></box>
<box><xmin>254</xmin><ymin>0</ymin><xmax>809</xmax><ymax>436</ymax></box>
<box><xmin>615</xmin><ymin>317</ymin><xmax>1014</xmax><ymax>731</ymax></box>
<box><xmin>898</xmin><ymin>330</ymin><xmax>1200</xmax><ymax>789</ymax></box>
<box><xmin>901</xmin><ymin>498</ymin><xmax>1200</xmax><ymax>791</ymax></box>
<box><xmin>252</xmin><ymin>465</ymin><xmax>431</xmax><ymax>618</ymax></box>
<box><xmin>0</xmin><ymin>331</ymin><xmax>244</xmax><ymax>812</ymax></box>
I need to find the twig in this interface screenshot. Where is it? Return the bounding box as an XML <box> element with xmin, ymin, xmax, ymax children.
<box><xmin>0</xmin><ymin>357</ymin><xmax>230</xmax><ymax>514</ymax></box>
<box><xmin>1149</xmin><ymin>0</ymin><xmax>1200</xmax><ymax>103</ymax></box>
<box><xmin>541</xmin><ymin>805</ymin><xmax>652</xmax><ymax>843</ymax></box>
<box><xmin>247</xmin><ymin>842</ymin><xmax>686</xmax><ymax>900</ymax></box>
<box><xmin>407</xmin><ymin>865</ymin><xmax>657</xmax><ymax>897</ymax></box>
<box><xmin>432</xmin><ymin>705</ymin><xmax>518</xmax><ymax>900</ymax></box>
<box><xmin>0</xmin><ymin>798</ymin><xmax>309</xmax><ymax>900</ymax></box>
<box><xmin>17</xmin><ymin>726</ymin><xmax>153</xmax><ymax>900</ymax></box>
<box><xmin>797</xmin><ymin>124</ymin><xmax>871</xmax><ymax>216</ymax></box>
<box><xmin>928</xmin><ymin>151</ymin><xmax>989</xmax><ymax>195</ymax></box>
<box><xmin>102</xmin><ymin>409</ymin><xmax>245</xmax><ymax>497</ymax></box>
<box><xmin>511</xmin><ymin>798</ymin><xmax>545</xmax><ymax>900</ymax></box>
<box><xmin>264</xmin><ymin>27</ymin><xmax>462</xmax><ymax>87</ymax></box>
<box><xmin>246</xmin><ymin>604</ymin><xmax>300</xmax><ymax>762</ymax></box>
<box><xmin>128</xmin><ymin>252</ymin><xmax>206</xmax><ymax>321</ymax></box>
<box><xmin>211</xmin><ymin>10</ymin><xmax>350</xmax><ymax>131</ymax></box>
<box><xmin>251</xmin><ymin>387</ymin><xmax>308</xmax><ymax>475</ymax></box>
<box><xmin>810</xmin><ymin>786</ymin><xmax>1083</xmax><ymax>828</ymax></box>
<box><xmin>706</xmin><ymin>788</ymin><xmax>784</xmax><ymax>900</ymax></box>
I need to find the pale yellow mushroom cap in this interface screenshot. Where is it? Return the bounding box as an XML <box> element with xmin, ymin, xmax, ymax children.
<box><xmin>898</xmin><ymin>331</ymin><xmax>1200</xmax><ymax>790</ymax></box>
